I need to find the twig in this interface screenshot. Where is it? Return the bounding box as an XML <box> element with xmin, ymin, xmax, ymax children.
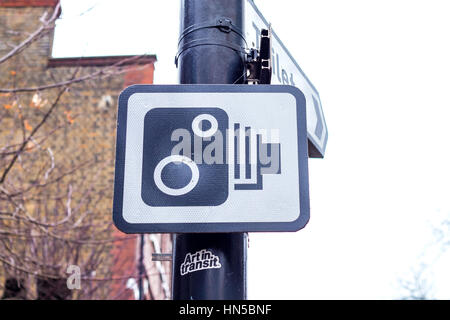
<box><xmin>0</xmin><ymin>85</ymin><xmax>67</xmax><ymax>184</ymax></box>
<box><xmin>0</xmin><ymin>2</ymin><xmax>61</xmax><ymax>65</ymax></box>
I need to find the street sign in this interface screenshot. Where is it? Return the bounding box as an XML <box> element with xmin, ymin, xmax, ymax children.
<box><xmin>245</xmin><ymin>0</ymin><xmax>328</xmax><ymax>158</ymax></box>
<box><xmin>113</xmin><ymin>85</ymin><xmax>309</xmax><ymax>233</ymax></box>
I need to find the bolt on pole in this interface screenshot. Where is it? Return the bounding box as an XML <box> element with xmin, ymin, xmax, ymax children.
<box><xmin>172</xmin><ymin>0</ymin><xmax>247</xmax><ymax>300</ymax></box>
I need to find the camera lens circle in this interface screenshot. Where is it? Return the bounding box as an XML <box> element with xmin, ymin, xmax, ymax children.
<box><xmin>153</xmin><ymin>155</ymin><xmax>199</xmax><ymax>196</ymax></box>
<box><xmin>192</xmin><ymin>114</ymin><xmax>218</xmax><ymax>138</ymax></box>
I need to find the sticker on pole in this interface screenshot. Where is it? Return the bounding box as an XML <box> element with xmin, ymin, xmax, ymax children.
<box><xmin>113</xmin><ymin>85</ymin><xmax>309</xmax><ymax>233</ymax></box>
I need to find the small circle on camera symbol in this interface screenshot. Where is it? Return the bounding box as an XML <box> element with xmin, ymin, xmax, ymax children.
<box><xmin>192</xmin><ymin>113</ymin><xmax>218</xmax><ymax>138</ymax></box>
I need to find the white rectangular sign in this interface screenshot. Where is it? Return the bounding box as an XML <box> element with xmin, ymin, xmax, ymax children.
<box><xmin>245</xmin><ymin>0</ymin><xmax>328</xmax><ymax>158</ymax></box>
<box><xmin>113</xmin><ymin>85</ymin><xmax>310</xmax><ymax>233</ymax></box>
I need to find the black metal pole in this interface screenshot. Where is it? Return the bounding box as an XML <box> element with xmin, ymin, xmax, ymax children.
<box><xmin>172</xmin><ymin>0</ymin><xmax>247</xmax><ymax>300</ymax></box>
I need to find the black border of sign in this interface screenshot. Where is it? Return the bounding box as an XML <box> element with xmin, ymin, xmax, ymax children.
<box><xmin>112</xmin><ymin>84</ymin><xmax>310</xmax><ymax>233</ymax></box>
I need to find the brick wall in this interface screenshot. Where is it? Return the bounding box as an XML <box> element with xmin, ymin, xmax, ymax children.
<box><xmin>0</xmin><ymin>2</ymin><xmax>171</xmax><ymax>300</ymax></box>
<box><xmin>0</xmin><ymin>1</ymin><xmax>58</xmax><ymax>7</ymax></box>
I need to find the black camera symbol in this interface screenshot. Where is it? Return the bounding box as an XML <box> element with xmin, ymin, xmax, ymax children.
<box><xmin>141</xmin><ymin>107</ymin><xmax>229</xmax><ymax>207</ymax></box>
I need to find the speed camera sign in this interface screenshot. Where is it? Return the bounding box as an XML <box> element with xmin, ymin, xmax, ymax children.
<box><xmin>113</xmin><ymin>85</ymin><xmax>310</xmax><ymax>233</ymax></box>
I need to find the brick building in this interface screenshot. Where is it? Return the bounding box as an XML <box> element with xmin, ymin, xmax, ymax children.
<box><xmin>0</xmin><ymin>0</ymin><xmax>171</xmax><ymax>299</ymax></box>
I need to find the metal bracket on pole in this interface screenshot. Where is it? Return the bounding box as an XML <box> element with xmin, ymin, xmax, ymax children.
<box><xmin>245</xmin><ymin>28</ymin><xmax>272</xmax><ymax>85</ymax></box>
<box><xmin>178</xmin><ymin>17</ymin><xmax>246</xmax><ymax>44</ymax></box>
<box><xmin>175</xmin><ymin>17</ymin><xmax>248</xmax><ymax>67</ymax></box>
<box><xmin>152</xmin><ymin>253</ymin><xmax>173</xmax><ymax>262</ymax></box>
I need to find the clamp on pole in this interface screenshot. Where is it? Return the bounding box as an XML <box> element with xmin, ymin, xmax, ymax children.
<box><xmin>175</xmin><ymin>17</ymin><xmax>248</xmax><ymax>67</ymax></box>
<box><xmin>245</xmin><ymin>28</ymin><xmax>272</xmax><ymax>84</ymax></box>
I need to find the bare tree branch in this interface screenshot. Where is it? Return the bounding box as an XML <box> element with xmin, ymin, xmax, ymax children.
<box><xmin>0</xmin><ymin>85</ymin><xmax>68</xmax><ymax>184</ymax></box>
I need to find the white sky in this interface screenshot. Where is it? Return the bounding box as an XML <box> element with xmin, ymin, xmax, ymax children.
<box><xmin>53</xmin><ymin>0</ymin><xmax>450</xmax><ymax>299</ymax></box>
